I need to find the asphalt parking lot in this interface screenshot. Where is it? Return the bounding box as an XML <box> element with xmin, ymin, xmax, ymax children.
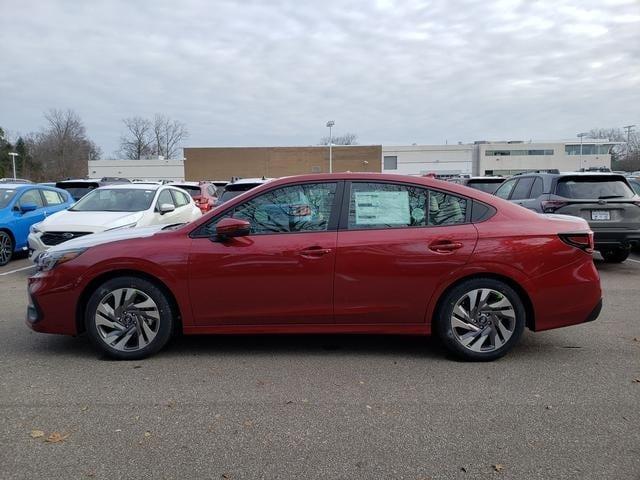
<box><xmin>1</xmin><ymin>255</ymin><xmax>639</xmax><ymax>480</ymax></box>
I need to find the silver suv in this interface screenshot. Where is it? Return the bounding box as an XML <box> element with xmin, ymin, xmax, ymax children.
<box><xmin>494</xmin><ymin>172</ymin><xmax>640</xmax><ymax>263</ymax></box>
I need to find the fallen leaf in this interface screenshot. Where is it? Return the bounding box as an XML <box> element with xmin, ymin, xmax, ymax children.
<box><xmin>81</xmin><ymin>405</ymin><xmax>89</xmax><ymax>411</ymax></box>
<box><xmin>30</xmin><ymin>430</ymin><xmax>45</xmax><ymax>439</ymax></box>
<box><xmin>221</xmin><ymin>473</ymin><xmax>231</xmax><ymax>479</ymax></box>
<box><xmin>115</xmin><ymin>429</ymin><xmax>122</xmax><ymax>432</ymax></box>
<box><xmin>45</xmin><ymin>432</ymin><xmax>70</xmax><ymax>443</ymax></box>
<box><xmin>633</xmin><ymin>378</ymin><xmax>640</xmax><ymax>383</ymax></box>
<box><xmin>545</xmin><ymin>405</ymin><xmax>553</xmax><ymax>410</ymax></box>
<box><xmin>167</xmin><ymin>400</ymin><xmax>176</xmax><ymax>408</ymax></box>
<box><xmin>366</xmin><ymin>405</ymin><xmax>372</xmax><ymax>410</ymax></box>
<box><xmin>243</xmin><ymin>420</ymin><xmax>253</xmax><ymax>427</ymax></box>
<box><xmin>633</xmin><ymin>337</ymin><xmax>639</xmax><ymax>342</ymax></box>
<box><xmin>493</xmin><ymin>464</ymin><xmax>504</xmax><ymax>473</ymax></box>
<box><xmin>285</xmin><ymin>400</ymin><xmax>293</xmax><ymax>405</ymax></box>
<box><xmin>214</xmin><ymin>414</ymin><xmax>221</xmax><ymax>419</ymax></box>
<box><xmin>460</xmin><ymin>467</ymin><xmax>467</xmax><ymax>473</ymax></box>
<box><xmin>359</xmin><ymin>381</ymin><xmax>365</xmax><ymax>385</ymax></box>
<box><xmin>133</xmin><ymin>365</ymin><xmax>142</xmax><ymax>369</ymax></box>
<box><xmin>144</xmin><ymin>431</ymin><xmax>151</xmax><ymax>438</ymax></box>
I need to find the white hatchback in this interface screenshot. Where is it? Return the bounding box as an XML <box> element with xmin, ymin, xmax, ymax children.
<box><xmin>28</xmin><ymin>183</ymin><xmax>202</xmax><ymax>260</ymax></box>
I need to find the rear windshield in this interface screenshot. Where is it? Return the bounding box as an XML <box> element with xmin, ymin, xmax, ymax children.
<box><xmin>56</xmin><ymin>182</ymin><xmax>100</xmax><ymax>200</ymax></box>
<box><xmin>219</xmin><ymin>183</ymin><xmax>262</xmax><ymax>203</ymax></box>
<box><xmin>173</xmin><ymin>185</ymin><xmax>201</xmax><ymax>198</ymax></box>
<box><xmin>556</xmin><ymin>176</ymin><xmax>635</xmax><ymax>199</ymax></box>
<box><xmin>0</xmin><ymin>189</ymin><xmax>16</xmax><ymax>209</ymax></box>
<box><xmin>466</xmin><ymin>179</ymin><xmax>504</xmax><ymax>194</ymax></box>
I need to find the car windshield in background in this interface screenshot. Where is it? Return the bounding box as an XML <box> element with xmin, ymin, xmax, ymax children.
<box><xmin>55</xmin><ymin>182</ymin><xmax>100</xmax><ymax>200</ymax></box>
<box><xmin>70</xmin><ymin>188</ymin><xmax>156</xmax><ymax>212</ymax></box>
<box><xmin>467</xmin><ymin>180</ymin><xmax>504</xmax><ymax>194</ymax></box>
<box><xmin>219</xmin><ymin>184</ymin><xmax>262</xmax><ymax>203</ymax></box>
<box><xmin>173</xmin><ymin>185</ymin><xmax>201</xmax><ymax>198</ymax></box>
<box><xmin>556</xmin><ymin>177</ymin><xmax>635</xmax><ymax>199</ymax></box>
<box><xmin>0</xmin><ymin>189</ymin><xmax>16</xmax><ymax>208</ymax></box>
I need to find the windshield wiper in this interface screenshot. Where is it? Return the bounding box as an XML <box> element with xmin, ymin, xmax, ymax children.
<box><xmin>162</xmin><ymin>223</ymin><xmax>186</xmax><ymax>230</ymax></box>
<box><xmin>598</xmin><ymin>195</ymin><xmax>625</xmax><ymax>199</ymax></box>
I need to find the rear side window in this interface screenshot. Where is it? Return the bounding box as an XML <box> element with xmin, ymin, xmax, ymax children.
<box><xmin>41</xmin><ymin>189</ymin><xmax>65</xmax><ymax>205</ymax></box>
<box><xmin>556</xmin><ymin>177</ymin><xmax>635</xmax><ymax>199</ymax></box>
<box><xmin>510</xmin><ymin>177</ymin><xmax>535</xmax><ymax>200</ymax></box>
<box><xmin>494</xmin><ymin>179</ymin><xmax>517</xmax><ymax>199</ymax></box>
<box><xmin>529</xmin><ymin>177</ymin><xmax>543</xmax><ymax>199</ymax></box>
<box><xmin>429</xmin><ymin>191</ymin><xmax>467</xmax><ymax>225</ymax></box>
<box><xmin>348</xmin><ymin>182</ymin><xmax>428</xmax><ymax>229</ymax></box>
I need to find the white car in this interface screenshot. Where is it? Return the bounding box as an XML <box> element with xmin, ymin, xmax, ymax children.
<box><xmin>28</xmin><ymin>183</ymin><xmax>201</xmax><ymax>260</ymax></box>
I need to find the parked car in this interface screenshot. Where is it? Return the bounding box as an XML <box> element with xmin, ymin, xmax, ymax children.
<box><xmin>27</xmin><ymin>173</ymin><xmax>601</xmax><ymax>361</ymax></box>
<box><xmin>215</xmin><ymin>177</ymin><xmax>271</xmax><ymax>205</ymax></box>
<box><xmin>28</xmin><ymin>183</ymin><xmax>202</xmax><ymax>260</ymax></box>
<box><xmin>627</xmin><ymin>177</ymin><xmax>640</xmax><ymax>195</ymax></box>
<box><xmin>493</xmin><ymin>172</ymin><xmax>640</xmax><ymax>262</ymax></box>
<box><xmin>0</xmin><ymin>184</ymin><xmax>73</xmax><ymax>265</ymax></box>
<box><xmin>208</xmin><ymin>180</ymin><xmax>229</xmax><ymax>195</ymax></box>
<box><xmin>449</xmin><ymin>176</ymin><xmax>505</xmax><ymax>194</ymax></box>
<box><xmin>168</xmin><ymin>181</ymin><xmax>218</xmax><ymax>213</ymax></box>
<box><xmin>55</xmin><ymin>177</ymin><xmax>131</xmax><ymax>201</ymax></box>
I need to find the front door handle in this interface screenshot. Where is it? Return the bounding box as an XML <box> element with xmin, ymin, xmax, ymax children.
<box><xmin>428</xmin><ymin>240</ymin><xmax>463</xmax><ymax>253</ymax></box>
<box><xmin>299</xmin><ymin>246</ymin><xmax>333</xmax><ymax>258</ymax></box>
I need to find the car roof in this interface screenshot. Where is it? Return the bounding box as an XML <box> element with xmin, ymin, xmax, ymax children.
<box><xmin>0</xmin><ymin>183</ymin><xmax>33</xmax><ymax>190</ymax></box>
<box><xmin>95</xmin><ymin>183</ymin><xmax>161</xmax><ymax>190</ymax></box>
<box><xmin>229</xmin><ymin>177</ymin><xmax>272</xmax><ymax>185</ymax></box>
<box><xmin>169</xmin><ymin>181</ymin><xmax>200</xmax><ymax>186</ymax></box>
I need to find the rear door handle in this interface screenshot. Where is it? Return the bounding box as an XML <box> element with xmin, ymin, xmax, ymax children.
<box><xmin>428</xmin><ymin>240</ymin><xmax>463</xmax><ymax>253</ymax></box>
<box><xmin>299</xmin><ymin>246</ymin><xmax>333</xmax><ymax>258</ymax></box>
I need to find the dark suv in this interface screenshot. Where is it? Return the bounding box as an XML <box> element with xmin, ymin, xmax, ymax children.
<box><xmin>449</xmin><ymin>176</ymin><xmax>505</xmax><ymax>194</ymax></box>
<box><xmin>494</xmin><ymin>172</ymin><xmax>640</xmax><ymax>263</ymax></box>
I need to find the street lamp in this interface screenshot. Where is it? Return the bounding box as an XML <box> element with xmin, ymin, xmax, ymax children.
<box><xmin>577</xmin><ymin>132</ymin><xmax>589</xmax><ymax>171</ymax></box>
<box><xmin>7</xmin><ymin>152</ymin><xmax>18</xmax><ymax>179</ymax></box>
<box><xmin>326</xmin><ymin>120</ymin><xmax>335</xmax><ymax>173</ymax></box>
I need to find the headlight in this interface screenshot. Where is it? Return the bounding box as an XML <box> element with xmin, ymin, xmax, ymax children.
<box><xmin>104</xmin><ymin>222</ymin><xmax>137</xmax><ymax>231</ymax></box>
<box><xmin>30</xmin><ymin>223</ymin><xmax>42</xmax><ymax>234</ymax></box>
<box><xmin>36</xmin><ymin>248</ymin><xmax>87</xmax><ymax>272</ymax></box>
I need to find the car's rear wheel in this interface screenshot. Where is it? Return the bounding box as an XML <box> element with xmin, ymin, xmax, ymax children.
<box><xmin>600</xmin><ymin>247</ymin><xmax>629</xmax><ymax>263</ymax></box>
<box><xmin>435</xmin><ymin>278</ymin><xmax>526</xmax><ymax>361</ymax></box>
<box><xmin>0</xmin><ymin>231</ymin><xmax>14</xmax><ymax>266</ymax></box>
<box><xmin>85</xmin><ymin>276</ymin><xmax>174</xmax><ymax>360</ymax></box>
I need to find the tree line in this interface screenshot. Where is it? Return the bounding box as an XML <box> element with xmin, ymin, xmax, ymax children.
<box><xmin>0</xmin><ymin>110</ymin><xmax>189</xmax><ymax>181</ymax></box>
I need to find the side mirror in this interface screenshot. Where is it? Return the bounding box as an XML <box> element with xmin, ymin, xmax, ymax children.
<box><xmin>20</xmin><ymin>202</ymin><xmax>38</xmax><ymax>213</ymax></box>
<box><xmin>214</xmin><ymin>217</ymin><xmax>251</xmax><ymax>240</ymax></box>
<box><xmin>159</xmin><ymin>203</ymin><xmax>175</xmax><ymax>215</ymax></box>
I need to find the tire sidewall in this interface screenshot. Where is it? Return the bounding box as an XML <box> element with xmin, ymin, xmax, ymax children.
<box><xmin>85</xmin><ymin>276</ymin><xmax>174</xmax><ymax>360</ymax></box>
<box><xmin>0</xmin><ymin>231</ymin><xmax>13</xmax><ymax>266</ymax></box>
<box><xmin>435</xmin><ymin>278</ymin><xmax>526</xmax><ymax>361</ymax></box>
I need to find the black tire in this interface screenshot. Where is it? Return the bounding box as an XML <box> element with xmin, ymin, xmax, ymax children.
<box><xmin>600</xmin><ymin>247</ymin><xmax>629</xmax><ymax>263</ymax></box>
<box><xmin>434</xmin><ymin>278</ymin><xmax>526</xmax><ymax>361</ymax></box>
<box><xmin>85</xmin><ymin>276</ymin><xmax>174</xmax><ymax>360</ymax></box>
<box><xmin>0</xmin><ymin>231</ymin><xmax>14</xmax><ymax>266</ymax></box>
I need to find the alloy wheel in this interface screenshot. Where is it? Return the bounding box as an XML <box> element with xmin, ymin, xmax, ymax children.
<box><xmin>95</xmin><ymin>288</ymin><xmax>160</xmax><ymax>352</ymax></box>
<box><xmin>450</xmin><ymin>288</ymin><xmax>516</xmax><ymax>352</ymax></box>
<box><xmin>0</xmin><ymin>232</ymin><xmax>12</xmax><ymax>266</ymax></box>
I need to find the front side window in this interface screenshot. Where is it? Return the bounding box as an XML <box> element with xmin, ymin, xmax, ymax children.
<box><xmin>510</xmin><ymin>177</ymin><xmax>535</xmax><ymax>200</ymax></box>
<box><xmin>0</xmin><ymin>189</ymin><xmax>16</xmax><ymax>209</ymax></box>
<box><xmin>494</xmin><ymin>179</ymin><xmax>517</xmax><ymax>199</ymax></box>
<box><xmin>171</xmin><ymin>189</ymin><xmax>189</xmax><ymax>207</ymax></box>
<box><xmin>17</xmin><ymin>189</ymin><xmax>44</xmax><ymax>208</ymax></box>
<box><xmin>232</xmin><ymin>182</ymin><xmax>337</xmax><ymax>234</ymax></box>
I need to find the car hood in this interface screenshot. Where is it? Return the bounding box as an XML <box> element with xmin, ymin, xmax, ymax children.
<box><xmin>48</xmin><ymin>224</ymin><xmax>168</xmax><ymax>252</ymax></box>
<box><xmin>39</xmin><ymin>210</ymin><xmax>145</xmax><ymax>232</ymax></box>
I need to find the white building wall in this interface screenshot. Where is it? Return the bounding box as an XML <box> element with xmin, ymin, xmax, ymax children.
<box><xmin>88</xmin><ymin>158</ymin><xmax>185</xmax><ymax>181</ymax></box>
<box><xmin>382</xmin><ymin>145</ymin><xmax>473</xmax><ymax>176</ymax></box>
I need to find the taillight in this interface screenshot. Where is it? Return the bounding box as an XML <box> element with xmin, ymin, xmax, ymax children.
<box><xmin>559</xmin><ymin>233</ymin><xmax>594</xmax><ymax>254</ymax></box>
<box><xmin>541</xmin><ymin>200</ymin><xmax>568</xmax><ymax>213</ymax></box>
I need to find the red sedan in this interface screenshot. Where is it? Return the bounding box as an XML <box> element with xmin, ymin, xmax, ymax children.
<box><xmin>26</xmin><ymin>173</ymin><xmax>602</xmax><ymax>361</ymax></box>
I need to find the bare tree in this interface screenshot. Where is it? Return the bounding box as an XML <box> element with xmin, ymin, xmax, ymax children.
<box><xmin>153</xmin><ymin>114</ymin><xmax>189</xmax><ymax>159</ymax></box>
<box><xmin>319</xmin><ymin>132</ymin><xmax>358</xmax><ymax>146</ymax></box>
<box><xmin>588</xmin><ymin>126</ymin><xmax>640</xmax><ymax>171</ymax></box>
<box><xmin>120</xmin><ymin>117</ymin><xmax>154</xmax><ymax>160</ymax></box>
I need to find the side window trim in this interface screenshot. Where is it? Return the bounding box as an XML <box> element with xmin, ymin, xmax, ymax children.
<box><xmin>189</xmin><ymin>180</ymin><xmax>345</xmax><ymax>238</ymax></box>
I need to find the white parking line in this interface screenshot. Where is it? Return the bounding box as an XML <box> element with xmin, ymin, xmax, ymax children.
<box><xmin>0</xmin><ymin>265</ymin><xmax>35</xmax><ymax>276</ymax></box>
<box><xmin>627</xmin><ymin>258</ymin><xmax>640</xmax><ymax>264</ymax></box>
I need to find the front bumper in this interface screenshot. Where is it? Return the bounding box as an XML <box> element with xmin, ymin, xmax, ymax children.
<box><xmin>27</xmin><ymin>232</ymin><xmax>49</xmax><ymax>262</ymax></box>
<box><xmin>593</xmin><ymin>229</ymin><xmax>640</xmax><ymax>249</ymax></box>
<box><xmin>26</xmin><ymin>272</ymin><xmax>80</xmax><ymax>335</ymax></box>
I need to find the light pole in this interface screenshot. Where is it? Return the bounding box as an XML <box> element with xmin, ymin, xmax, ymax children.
<box><xmin>326</xmin><ymin>120</ymin><xmax>335</xmax><ymax>173</ymax></box>
<box><xmin>8</xmin><ymin>152</ymin><xmax>18</xmax><ymax>179</ymax></box>
<box><xmin>577</xmin><ymin>132</ymin><xmax>588</xmax><ymax>171</ymax></box>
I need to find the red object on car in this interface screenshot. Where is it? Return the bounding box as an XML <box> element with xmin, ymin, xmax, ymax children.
<box><xmin>168</xmin><ymin>181</ymin><xmax>218</xmax><ymax>213</ymax></box>
<box><xmin>26</xmin><ymin>173</ymin><xmax>602</xmax><ymax>361</ymax></box>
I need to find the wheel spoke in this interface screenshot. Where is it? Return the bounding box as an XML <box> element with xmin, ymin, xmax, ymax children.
<box><xmin>451</xmin><ymin>316</ymin><xmax>479</xmax><ymax>332</ymax></box>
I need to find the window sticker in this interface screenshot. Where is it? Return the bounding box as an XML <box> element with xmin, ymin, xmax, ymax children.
<box><xmin>355</xmin><ymin>191</ymin><xmax>410</xmax><ymax>225</ymax></box>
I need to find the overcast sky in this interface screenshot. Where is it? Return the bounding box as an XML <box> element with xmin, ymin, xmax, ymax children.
<box><xmin>1</xmin><ymin>0</ymin><xmax>639</xmax><ymax>157</ymax></box>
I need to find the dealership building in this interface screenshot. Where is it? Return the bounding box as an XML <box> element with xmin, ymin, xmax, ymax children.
<box><xmin>88</xmin><ymin>139</ymin><xmax>617</xmax><ymax>181</ymax></box>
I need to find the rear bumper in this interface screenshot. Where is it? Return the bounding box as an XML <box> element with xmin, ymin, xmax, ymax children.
<box><xmin>593</xmin><ymin>229</ymin><xmax>640</xmax><ymax>249</ymax></box>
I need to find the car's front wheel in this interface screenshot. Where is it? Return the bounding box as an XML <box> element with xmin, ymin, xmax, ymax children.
<box><xmin>0</xmin><ymin>231</ymin><xmax>14</xmax><ymax>266</ymax></box>
<box><xmin>435</xmin><ymin>278</ymin><xmax>526</xmax><ymax>361</ymax></box>
<box><xmin>600</xmin><ymin>247</ymin><xmax>629</xmax><ymax>263</ymax></box>
<box><xmin>85</xmin><ymin>276</ymin><xmax>174</xmax><ymax>360</ymax></box>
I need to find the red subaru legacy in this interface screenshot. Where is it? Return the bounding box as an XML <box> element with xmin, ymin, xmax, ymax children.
<box><xmin>26</xmin><ymin>173</ymin><xmax>602</xmax><ymax>361</ymax></box>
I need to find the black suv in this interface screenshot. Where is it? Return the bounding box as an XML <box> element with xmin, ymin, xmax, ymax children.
<box><xmin>494</xmin><ymin>172</ymin><xmax>640</xmax><ymax>263</ymax></box>
<box><xmin>448</xmin><ymin>176</ymin><xmax>505</xmax><ymax>194</ymax></box>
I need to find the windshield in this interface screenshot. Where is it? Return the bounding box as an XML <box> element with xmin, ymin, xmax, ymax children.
<box><xmin>56</xmin><ymin>182</ymin><xmax>100</xmax><ymax>200</ymax></box>
<box><xmin>173</xmin><ymin>185</ymin><xmax>201</xmax><ymax>198</ymax></box>
<box><xmin>556</xmin><ymin>177</ymin><xmax>635</xmax><ymax>200</ymax></box>
<box><xmin>0</xmin><ymin>189</ymin><xmax>16</xmax><ymax>209</ymax></box>
<box><xmin>70</xmin><ymin>188</ymin><xmax>156</xmax><ymax>212</ymax></box>
<box><xmin>219</xmin><ymin>183</ymin><xmax>262</xmax><ymax>203</ymax></box>
<box><xmin>467</xmin><ymin>180</ymin><xmax>504</xmax><ymax>194</ymax></box>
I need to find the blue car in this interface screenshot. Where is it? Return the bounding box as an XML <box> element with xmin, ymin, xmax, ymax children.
<box><xmin>0</xmin><ymin>183</ymin><xmax>74</xmax><ymax>266</ymax></box>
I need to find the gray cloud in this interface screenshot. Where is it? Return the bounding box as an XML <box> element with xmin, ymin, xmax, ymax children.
<box><xmin>1</xmin><ymin>0</ymin><xmax>639</xmax><ymax>156</ymax></box>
